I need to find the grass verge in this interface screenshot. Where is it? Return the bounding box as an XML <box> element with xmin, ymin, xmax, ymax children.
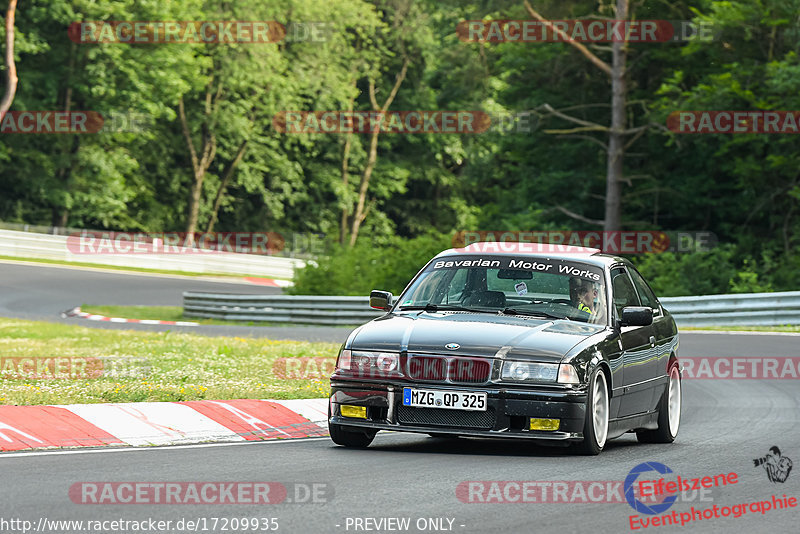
<box><xmin>79</xmin><ymin>304</ymin><xmax>352</xmax><ymax>328</ymax></box>
<box><xmin>0</xmin><ymin>318</ymin><xmax>338</xmax><ymax>405</ymax></box>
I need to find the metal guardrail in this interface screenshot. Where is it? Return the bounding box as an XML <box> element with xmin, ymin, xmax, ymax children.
<box><xmin>0</xmin><ymin>221</ymin><xmax>324</xmax><ymax>259</ymax></box>
<box><xmin>183</xmin><ymin>293</ymin><xmax>382</xmax><ymax>325</ymax></box>
<box><xmin>0</xmin><ymin>229</ymin><xmax>304</xmax><ymax>279</ymax></box>
<box><xmin>184</xmin><ymin>290</ymin><xmax>800</xmax><ymax>327</ymax></box>
<box><xmin>660</xmin><ymin>291</ymin><xmax>800</xmax><ymax>326</ymax></box>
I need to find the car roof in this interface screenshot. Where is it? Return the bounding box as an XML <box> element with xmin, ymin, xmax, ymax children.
<box><xmin>434</xmin><ymin>242</ymin><xmax>628</xmax><ymax>269</ymax></box>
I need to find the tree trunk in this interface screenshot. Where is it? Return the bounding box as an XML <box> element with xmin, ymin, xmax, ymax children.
<box><xmin>339</xmin><ymin>132</ymin><xmax>353</xmax><ymax>245</ymax></box>
<box><xmin>186</xmin><ymin>173</ymin><xmax>205</xmax><ymax>239</ymax></box>
<box><xmin>604</xmin><ymin>0</ymin><xmax>628</xmax><ymax>232</ymax></box>
<box><xmin>348</xmin><ymin>58</ymin><xmax>409</xmax><ymax>246</ymax></box>
<box><xmin>339</xmin><ymin>84</ymin><xmax>357</xmax><ymax>245</ymax></box>
<box><xmin>206</xmin><ymin>139</ymin><xmax>248</xmax><ymax>233</ymax></box>
<box><xmin>179</xmin><ymin>91</ymin><xmax>218</xmax><ymax>241</ymax></box>
<box><xmin>525</xmin><ymin>0</ymin><xmax>635</xmax><ymax>231</ymax></box>
<box><xmin>349</xmin><ymin>126</ymin><xmax>380</xmax><ymax>247</ymax></box>
<box><xmin>51</xmin><ymin>42</ymin><xmax>77</xmax><ymax>228</ymax></box>
<box><xmin>0</xmin><ymin>0</ymin><xmax>18</xmax><ymax>116</ymax></box>
<box><xmin>51</xmin><ymin>208</ymin><xmax>69</xmax><ymax>229</ymax></box>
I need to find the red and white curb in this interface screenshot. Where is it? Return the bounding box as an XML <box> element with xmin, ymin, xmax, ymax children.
<box><xmin>61</xmin><ymin>307</ymin><xmax>199</xmax><ymax>326</ymax></box>
<box><xmin>0</xmin><ymin>398</ymin><xmax>328</xmax><ymax>451</ymax></box>
<box><xmin>243</xmin><ymin>277</ymin><xmax>293</xmax><ymax>288</ymax></box>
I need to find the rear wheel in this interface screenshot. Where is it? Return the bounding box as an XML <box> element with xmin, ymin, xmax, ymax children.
<box><xmin>637</xmin><ymin>362</ymin><xmax>681</xmax><ymax>444</ymax></box>
<box><xmin>573</xmin><ymin>367</ymin><xmax>609</xmax><ymax>455</ymax></box>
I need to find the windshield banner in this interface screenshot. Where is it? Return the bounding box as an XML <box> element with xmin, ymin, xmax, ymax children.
<box><xmin>429</xmin><ymin>256</ymin><xmax>603</xmax><ymax>282</ymax></box>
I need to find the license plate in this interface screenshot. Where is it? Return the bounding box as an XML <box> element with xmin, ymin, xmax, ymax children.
<box><xmin>402</xmin><ymin>388</ymin><xmax>487</xmax><ymax>411</ymax></box>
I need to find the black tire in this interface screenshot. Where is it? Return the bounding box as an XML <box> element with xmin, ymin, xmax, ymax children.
<box><xmin>329</xmin><ymin>422</ymin><xmax>376</xmax><ymax>448</ymax></box>
<box><xmin>572</xmin><ymin>367</ymin><xmax>610</xmax><ymax>456</ymax></box>
<box><xmin>637</xmin><ymin>361</ymin><xmax>681</xmax><ymax>444</ymax></box>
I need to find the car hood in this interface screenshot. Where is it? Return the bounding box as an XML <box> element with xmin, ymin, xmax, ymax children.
<box><xmin>350</xmin><ymin>311</ymin><xmax>606</xmax><ymax>362</ymax></box>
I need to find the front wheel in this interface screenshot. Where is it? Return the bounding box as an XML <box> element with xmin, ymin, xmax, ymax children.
<box><xmin>329</xmin><ymin>422</ymin><xmax>377</xmax><ymax>448</ymax></box>
<box><xmin>572</xmin><ymin>367</ymin><xmax>609</xmax><ymax>455</ymax></box>
<box><xmin>637</xmin><ymin>361</ymin><xmax>681</xmax><ymax>444</ymax></box>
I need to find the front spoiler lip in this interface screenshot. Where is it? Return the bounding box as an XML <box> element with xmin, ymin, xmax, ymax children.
<box><xmin>329</xmin><ymin>416</ymin><xmax>583</xmax><ymax>442</ymax></box>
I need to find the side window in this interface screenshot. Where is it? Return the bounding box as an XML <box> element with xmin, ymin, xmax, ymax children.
<box><xmin>629</xmin><ymin>267</ymin><xmax>659</xmax><ymax>313</ymax></box>
<box><xmin>611</xmin><ymin>267</ymin><xmax>640</xmax><ymax>318</ymax></box>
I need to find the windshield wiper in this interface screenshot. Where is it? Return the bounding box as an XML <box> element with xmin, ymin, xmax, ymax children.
<box><xmin>397</xmin><ymin>303</ymin><xmax>486</xmax><ymax>313</ymax></box>
<box><xmin>435</xmin><ymin>304</ymin><xmax>488</xmax><ymax>313</ymax></box>
<box><xmin>500</xmin><ymin>308</ymin><xmax>570</xmax><ymax>321</ymax></box>
<box><xmin>397</xmin><ymin>303</ymin><xmax>441</xmax><ymax>312</ymax></box>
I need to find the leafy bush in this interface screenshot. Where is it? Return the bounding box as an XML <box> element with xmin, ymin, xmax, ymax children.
<box><xmin>293</xmin><ymin>236</ymin><xmax>794</xmax><ymax>298</ymax></box>
<box><xmin>729</xmin><ymin>259</ymin><xmax>773</xmax><ymax>294</ymax></box>
<box><xmin>632</xmin><ymin>245</ymin><xmax>778</xmax><ymax>296</ymax></box>
<box><xmin>289</xmin><ymin>233</ymin><xmax>452</xmax><ymax>296</ymax></box>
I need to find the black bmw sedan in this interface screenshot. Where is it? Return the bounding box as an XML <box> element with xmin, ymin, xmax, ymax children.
<box><xmin>328</xmin><ymin>242</ymin><xmax>681</xmax><ymax>455</ymax></box>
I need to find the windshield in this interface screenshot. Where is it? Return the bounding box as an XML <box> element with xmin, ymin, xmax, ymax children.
<box><xmin>397</xmin><ymin>255</ymin><xmax>608</xmax><ymax>324</ymax></box>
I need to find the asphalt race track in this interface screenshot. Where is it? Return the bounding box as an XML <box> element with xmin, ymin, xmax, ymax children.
<box><xmin>0</xmin><ymin>261</ymin><xmax>349</xmax><ymax>342</ymax></box>
<box><xmin>1</xmin><ymin>371</ymin><xmax>798</xmax><ymax>533</ymax></box>
<box><xmin>1</xmin><ymin>260</ymin><xmax>799</xmax><ymax>533</ymax></box>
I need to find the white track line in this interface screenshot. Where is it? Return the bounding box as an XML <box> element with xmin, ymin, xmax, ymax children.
<box><xmin>0</xmin><ymin>436</ymin><xmax>331</xmax><ymax>459</ymax></box>
<box><xmin>63</xmin><ymin>307</ymin><xmax>200</xmax><ymax>326</ymax></box>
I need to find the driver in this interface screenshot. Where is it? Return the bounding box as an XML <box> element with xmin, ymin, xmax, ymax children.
<box><xmin>570</xmin><ymin>278</ymin><xmax>598</xmax><ymax>317</ymax></box>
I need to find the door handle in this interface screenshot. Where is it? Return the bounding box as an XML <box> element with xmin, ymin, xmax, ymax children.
<box><xmin>649</xmin><ymin>336</ymin><xmax>656</xmax><ymax>348</ymax></box>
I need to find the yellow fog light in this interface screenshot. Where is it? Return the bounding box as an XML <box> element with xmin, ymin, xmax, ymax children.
<box><xmin>530</xmin><ymin>418</ymin><xmax>560</xmax><ymax>431</ymax></box>
<box><xmin>340</xmin><ymin>405</ymin><xmax>367</xmax><ymax>419</ymax></box>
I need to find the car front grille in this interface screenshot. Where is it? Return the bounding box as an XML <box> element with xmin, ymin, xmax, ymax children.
<box><xmin>396</xmin><ymin>406</ymin><xmax>496</xmax><ymax>429</ymax></box>
<box><xmin>404</xmin><ymin>354</ymin><xmax>491</xmax><ymax>384</ymax></box>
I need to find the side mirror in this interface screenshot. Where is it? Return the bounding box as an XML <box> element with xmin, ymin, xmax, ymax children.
<box><xmin>369</xmin><ymin>290</ymin><xmax>393</xmax><ymax>311</ymax></box>
<box><xmin>621</xmin><ymin>306</ymin><xmax>653</xmax><ymax>327</ymax></box>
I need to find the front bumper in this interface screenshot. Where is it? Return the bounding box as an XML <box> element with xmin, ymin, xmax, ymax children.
<box><xmin>329</xmin><ymin>380</ymin><xmax>587</xmax><ymax>442</ymax></box>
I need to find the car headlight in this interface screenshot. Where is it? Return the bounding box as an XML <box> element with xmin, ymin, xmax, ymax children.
<box><xmin>501</xmin><ymin>361</ymin><xmax>579</xmax><ymax>384</ymax></box>
<box><xmin>336</xmin><ymin>349</ymin><xmax>400</xmax><ymax>377</ymax></box>
<box><xmin>501</xmin><ymin>361</ymin><xmax>558</xmax><ymax>382</ymax></box>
